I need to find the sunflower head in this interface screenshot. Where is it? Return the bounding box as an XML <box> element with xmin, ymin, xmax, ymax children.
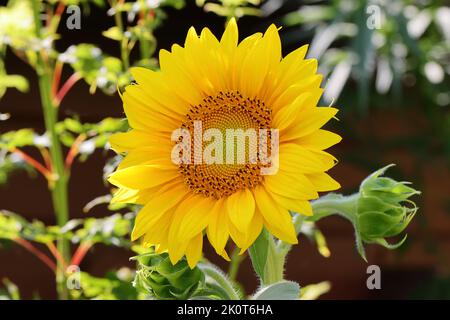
<box><xmin>108</xmin><ymin>18</ymin><xmax>341</xmax><ymax>267</ymax></box>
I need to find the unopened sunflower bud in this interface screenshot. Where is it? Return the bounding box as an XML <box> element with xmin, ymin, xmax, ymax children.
<box><xmin>309</xmin><ymin>164</ymin><xmax>420</xmax><ymax>261</ymax></box>
<box><xmin>132</xmin><ymin>252</ymin><xmax>204</xmax><ymax>300</ymax></box>
<box><xmin>356</xmin><ymin>164</ymin><xmax>419</xmax><ymax>256</ymax></box>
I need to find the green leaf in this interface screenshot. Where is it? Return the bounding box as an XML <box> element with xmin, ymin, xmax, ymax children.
<box><xmin>371</xmin><ymin>235</ymin><xmax>408</xmax><ymax>250</ymax></box>
<box><xmin>102</xmin><ymin>26</ymin><xmax>123</xmax><ymax>41</ymax></box>
<box><xmin>0</xmin><ymin>279</ymin><xmax>20</xmax><ymax>300</ymax></box>
<box><xmin>300</xmin><ymin>281</ymin><xmax>331</xmax><ymax>300</ymax></box>
<box><xmin>1</xmin><ymin>129</ymin><xmax>35</xmax><ymax>148</ymax></box>
<box><xmin>63</xmin><ymin>118</ymin><xmax>85</xmax><ymax>133</ymax></box>
<box><xmin>252</xmin><ymin>281</ymin><xmax>300</xmax><ymax>300</ymax></box>
<box><xmin>248</xmin><ymin>228</ymin><xmax>270</xmax><ymax>281</ymax></box>
<box><xmin>0</xmin><ymin>74</ymin><xmax>29</xmax><ymax>98</ymax></box>
<box><xmin>70</xmin><ymin>269</ymin><xmax>139</xmax><ymax>300</ymax></box>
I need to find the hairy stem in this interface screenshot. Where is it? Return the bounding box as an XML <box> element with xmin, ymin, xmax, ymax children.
<box><xmin>254</xmin><ymin>194</ymin><xmax>359</xmax><ymax>286</ymax></box>
<box><xmin>198</xmin><ymin>263</ymin><xmax>240</xmax><ymax>300</ymax></box>
<box><xmin>228</xmin><ymin>246</ymin><xmax>244</xmax><ymax>281</ymax></box>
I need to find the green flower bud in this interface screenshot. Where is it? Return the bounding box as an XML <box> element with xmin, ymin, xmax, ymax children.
<box><xmin>133</xmin><ymin>252</ymin><xmax>204</xmax><ymax>300</ymax></box>
<box><xmin>309</xmin><ymin>164</ymin><xmax>420</xmax><ymax>261</ymax></box>
<box><xmin>355</xmin><ymin>164</ymin><xmax>420</xmax><ymax>256</ymax></box>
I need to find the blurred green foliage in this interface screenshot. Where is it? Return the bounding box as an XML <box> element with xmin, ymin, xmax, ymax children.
<box><xmin>279</xmin><ymin>0</ymin><xmax>449</xmax><ymax>113</ymax></box>
<box><xmin>196</xmin><ymin>0</ymin><xmax>263</xmax><ymax>19</ymax></box>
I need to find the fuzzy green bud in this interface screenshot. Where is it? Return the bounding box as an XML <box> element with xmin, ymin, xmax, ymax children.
<box><xmin>309</xmin><ymin>164</ymin><xmax>420</xmax><ymax>261</ymax></box>
<box><xmin>133</xmin><ymin>252</ymin><xmax>204</xmax><ymax>300</ymax></box>
<box><xmin>355</xmin><ymin>164</ymin><xmax>419</xmax><ymax>255</ymax></box>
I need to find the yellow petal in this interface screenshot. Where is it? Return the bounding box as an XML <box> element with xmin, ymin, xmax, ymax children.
<box><xmin>239</xmin><ymin>212</ymin><xmax>263</xmax><ymax>253</ymax></box>
<box><xmin>281</xmin><ymin>107</ymin><xmax>338</xmax><ymax>142</ymax></box>
<box><xmin>109</xmin><ymin>130</ymin><xmax>169</xmax><ymax>154</ymax></box>
<box><xmin>124</xmin><ymin>85</ymin><xmax>185</xmax><ymax>121</ymax></box>
<box><xmin>131</xmin><ymin>181</ymin><xmax>188</xmax><ymax>240</ymax></box>
<box><xmin>220</xmin><ymin>18</ymin><xmax>238</xmax><ymax>54</ymax></box>
<box><xmin>186</xmin><ymin>233</ymin><xmax>203</xmax><ymax>268</ymax></box>
<box><xmin>272</xmin><ymin>92</ymin><xmax>313</xmax><ymax>130</ymax></box>
<box><xmin>278</xmin><ymin>45</ymin><xmax>309</xmax><ymax>76</ymax></box>
<box><xmin>206</xmin><ymin>198</ymin><xmax>230</xmax><ymax>257</ymax></box>
<box><xmin>296</xmin><ymin>129</ymin><xmax>342</xmax><ymax>150</ymax></box>
<box><xmin>306</xmin><ymin>172</ymin><xmax>341</xmax><ymax>191</ymax></box>
<box><xmin>168</xmin><ymin>241</ymin><xmax>189</xmax><ymax>265</ymax></box>
<box><xmin>227</xmin><ymin>188</ymin><xmax>255</xmax><ymax>232</ymax></box>
<box><xmin>229</xmin><ymin>33</ymin><xmax>262</xmax><ymax>93</ymax></box>
<box><xmin>278</xmin><ymin>143</ymin><xmax>337</xmax><ymax>174</ymax></box>
<box><xmin>167</xmin><ymin>195</ymin><xmax>204</xmax><ymax>264</ymax></box>
<box><xmin>108</xmin><ymin>165</ymin><xmax>177</xmax><ymax>190</ymax></box>
<box><xmin>111</xmin><ymin>187</ymin><xmax>153</xmax><ymax>205</ymax></box>
<box><xmin>117</xmin><ymin>147</ymin><xmax>172</xmax><ymax>171</ymax></box>
<box><xmin>227</xmin><ymin>214</ymin><xmax>247</xmax><ymax>249</ymax></box>
<box><xmin>176</xmin><ymin>197</ymin><xmax>215</xmax><ymax>242</ymax></box>
<box><xmin>265</xmin><ymin>171</ymin><xmax>318</xmax><ymax>200</ymax></box>
<box><xmin>183</xmin><ymin>28</ymin><xmax>225</xmax><ymax>95</ymax></box>
<box><xmin>122</xmin><ymin>89</ymin><xmax>179</xmax><ymax>132</ymax></box>
<box><xmin>185</xmin><ymin>26</ymin><xmax>199</xmax><ymax>47</ymax></box>
<box><xmin>130</xmin><ymin>67</ymin><xmax>190</xmax><ymax>115</ymax></box>
<box><xmin>159</xmin><ymin>48</ymin><xmax>204</xmax><ymax>105</ymax></box>
<box><xmin>253</xmin><ymin>186</ymin><xmax>298</xmax><ymax>244</ymax></box>
<box><xmin>271</xmin><ymin>193</ymin><xmax>313</xmax><ymax>216</ymax></box>
<box><xmin>141</xmin><ymin>211</ymin><xmax>172</xmax><ymax>247</ymax></box>
<box><xmin>266</xmin><ymin>59</ymin><xmax>323</xmax><ymax>111</ymax></box>
<box><xmin>238</xmin><ymin>24</ymin><xmax>280</xmax><ymax>98</ymax></box>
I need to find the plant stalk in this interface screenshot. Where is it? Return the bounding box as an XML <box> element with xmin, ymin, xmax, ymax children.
<box><xmin>262</xmin><ymin>237</ymin><xmax>285</xmax><ymax>285</ymax></box>
<box><xmin>31</xmin><ymin>0</ymin><xmax>71</xmax><ymax>299</ymax></box>
<box><xmin>112</xmin><ymin>0</ymin><xmax>130</xmax><ymax>69</ymax></box>
<box><xmin>228</xmin><ymin>246</ymin><xmax>243</xmax><ymax>281</ymax></box>
<box><xmin>252</xmin><ymin>193</ymin><xmax>360</xmax><ymax>286</ymax></box>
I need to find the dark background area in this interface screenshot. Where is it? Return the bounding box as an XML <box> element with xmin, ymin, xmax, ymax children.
<box><xmin>1</xmin><ymin>0</ymin><xmax>449</xmax><ymax>299</ymax></box>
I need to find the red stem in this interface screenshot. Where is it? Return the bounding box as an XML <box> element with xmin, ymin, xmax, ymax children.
<box><xmin>52</xmin><ymin>61</ymin><xmax>63</xmax><ymax>100</ymax></box>
<box><xmin>64</xmin><ymin>134</ymin><xmax>86</xmax><ymax>172</ymax></box>
<box><xmin>39</xmin><ymin>147</ymin><xmax>53</xmax><ymax>173</ymax></box>
<box><xmin>11</xmin><ymin>147</ymin><xmax>52</xmax><ymax>179</ymax></box>
<box><xmin>71</xmin><ymin>242</ymin><xmax>93</xmax><ymax>266</ymax></box>
<box><xmin>54</xmin><ymin>73</ymin><xmax>81</xmax><ymax>106</ymax></box>
<box><xmin>46</xmin><ymin>8</ymin><xmax>52</xmax><ymax>27</ymax></box>
<box><xmin>55</xmin><ymin>2</ymin><xmax>65</xmax><ymax>17</ymax></box>
<box><xmin>14</xmin><ymin>238</ymin><xmax>56</xmax><ymax>273</ymax></box>
<box><xmin>46</xmin><ymin>241</ymin><xmax>68</xmax><ymax>271</ymax></box>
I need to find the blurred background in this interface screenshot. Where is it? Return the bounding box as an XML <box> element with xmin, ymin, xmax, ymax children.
<box><xmin>0</xmin><ymin>0</ymin><xmax>449</xmax><ymax>299</ymax></box>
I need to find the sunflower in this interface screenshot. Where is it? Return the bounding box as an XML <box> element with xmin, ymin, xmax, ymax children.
<box><xmin>108</xmin><ymin>19</ymin><xmax>341</xmax><ymax>268</ymax></box>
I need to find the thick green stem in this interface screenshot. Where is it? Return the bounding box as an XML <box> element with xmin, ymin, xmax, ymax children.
<box><xmin>286</xmin><ymin>194</ymin><xmax>359</xmax><ymax>258</ymax></box>
<box><xmin>250</xmin><ymin>193</ymin><xmax>360</xmax><ymax>286</ymax></box>
<box><xmin>199</xmin><ymin>264</ymin><xmax>240</xmax><ymax>300</ymax></box>
<box><xmin>31</xmin><ymin>0</ymin><xmax>70</xmax><ymax>299</ymax></box>
<box><xmin>228</xmin><ymin>247</ymin><xmax>243</xmax><ymax>282</ymax></box>
<box><xmin>138</xmin><ymin>11</ymin><xmax>152</xmax><ymax>60</ymax></box>
<box><xmin>307</xmin><ymin>193</ymin><xmax>358</xmax><ymax>224</ymax></box>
